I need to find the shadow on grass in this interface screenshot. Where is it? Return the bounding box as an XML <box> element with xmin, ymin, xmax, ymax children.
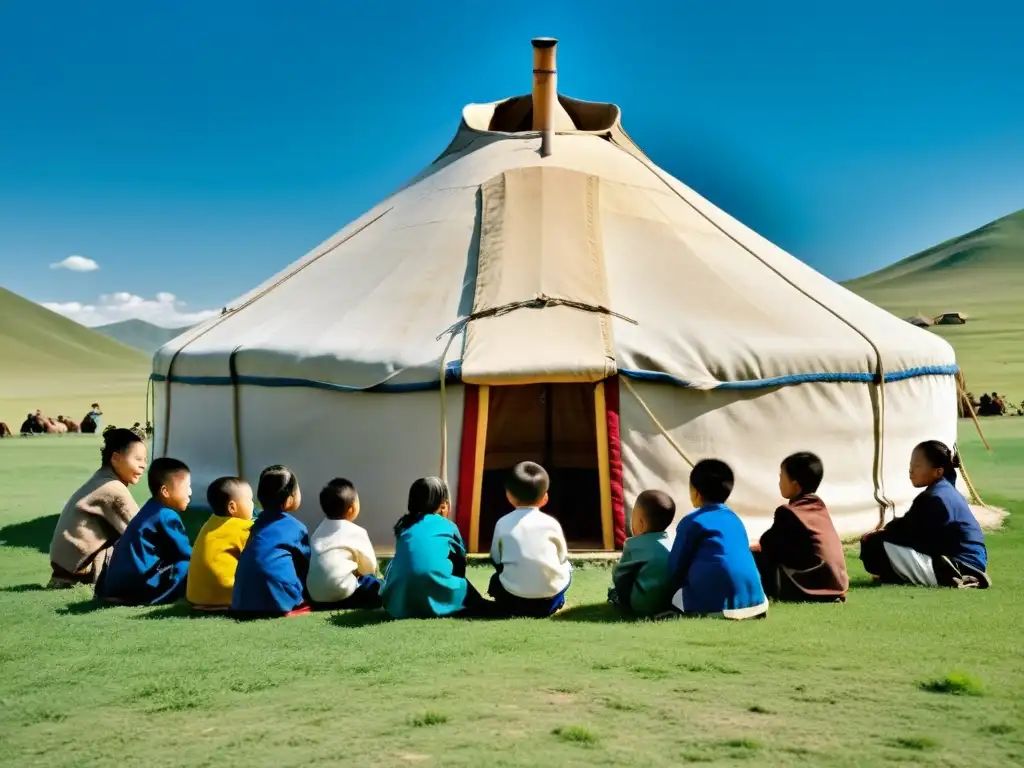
<box><xmin>0</xmin><ymin>514</ymin><xmax>59</xmax><ymax>553</ymax></box>
<box><xmin>133</xmin><ymin>603</ymin><xmax>232</xmax><ymax>621</ymax></box>
<box><xmin>328</xmin><ymin>610</ymin><xmax>395</xmax><ymax>629</ymax></box>
<box><xmin>55</xmin><ymin>598</ymin><xmax>111</xmax><ymax>616</ymax></box>
<box><xmin>0</xmin><ymin>583</ymin><xmax>49</xmax><ymax>593</ymax></box>
<box><xmin>553</xmin><ymin>603</ymin><xmax>630</xmax><ymax>624</ymax></box>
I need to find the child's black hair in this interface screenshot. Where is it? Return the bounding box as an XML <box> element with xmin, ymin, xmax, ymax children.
<box><xmin>100</xmin><ymin>425</ymin><xmax>146</xmax><ymax>466</ymax></box>
<box><xmin>394</xmin><ymin>476</ymin><xmax>449</xmax><ymax>535</ymax></box>
<box><xmin>504</xmin><ymin>461</ymin><xmax>549</xmax><ymax>506</ymax></box>
<box><xmin>781</xmin><ymin>451</ymin><xmax>824</xmax><ymax>495</ymax></box>
<box><xmin>689</xmin><ymin>458</ymin><xmax>734</xmax><ymax>504</ymax></box>
<box><xmin>257</xmin><ymin>465</ymin><xmax>299</xmax><ymax>511</ymax></box>
<box><xmin>635</xmin><ymin>490</ymin><xmax>676</xmax><ymax>532</ymax></box>
<box><xmin>147</xmin><ymin>457</ymin><xmax>190</xmax><ymax>498</ymax></box>
<box><xmin>914</xmin><ymin>440</ymin><xmax>960</xmax><ymax>484</ymax></box>
<box><xmin>207</xmin><ymin>476</ymin><xmax>249</xmax><ymax>517</ymax></box>
<box><xmin>320</xmin><ymin>478</ymin><xmax>359</xmax><ymax>520</ymax></box>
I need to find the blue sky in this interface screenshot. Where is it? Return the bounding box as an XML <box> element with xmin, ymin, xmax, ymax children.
<box><xmin>1</xmin><ymin>1</ymin><xmax>1021</xmax><ymax>327</ymax></box>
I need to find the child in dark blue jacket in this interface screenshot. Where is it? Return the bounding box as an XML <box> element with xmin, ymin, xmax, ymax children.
<box><xmin>860</xmin><ymin>440</ymin><xmax>990</xmax><ymax>588</ymax></box>
<box><xmin>96</xmin><ymin>457</ymin><xmax>192</xmax><ymax>605</ymax></box>
<box><xmin>231</xmin><ymin>465</ymin><xmax>311</xmax><ymax>617</ymax></box>
<box><xmin>667</xmin><ymin>459</ymin><xmax>768</xmax><ymax>620</ymax></box>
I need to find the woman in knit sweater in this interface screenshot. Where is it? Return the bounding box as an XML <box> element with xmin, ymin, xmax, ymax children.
<box><xmin>48</xmin><ymin>426</ymin><xmax>147</xmax><ymax>588</ymax></box>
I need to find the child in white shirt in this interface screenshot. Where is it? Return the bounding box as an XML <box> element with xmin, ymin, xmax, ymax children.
<box><xmin>488</xmin><ymin>461</ymin><xmax>572</xmax><ymax>617</ymax></box>
<box><xmin>307</xmin><ymin>478</ymin><xmax>382</xmax><ymax>609</ymax></box>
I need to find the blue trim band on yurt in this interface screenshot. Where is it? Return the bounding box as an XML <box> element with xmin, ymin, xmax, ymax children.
<box><xmin>150</xmin><ymin>362</ymin><xmax>959</xmax><ymax>394</ymax></box>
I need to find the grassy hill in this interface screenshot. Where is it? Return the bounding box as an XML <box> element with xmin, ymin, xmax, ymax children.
<box><xmin>0</xmin><ymin>287</ymin><xmax>150</xmax><ymax>428</ymax></box>
<box><xmin>846</xmin><ymin>208</ymin><xmax>1024</xmax><ymax>398</ymax></box>
<box><xmin>95</xmin><ymin>318</ymin><xmax>191</xmax><ymax>354</ymax></box>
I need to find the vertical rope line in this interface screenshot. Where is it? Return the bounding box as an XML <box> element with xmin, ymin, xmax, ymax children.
<box><xmin>228</xmin><ymin>347</ymin><xmax>244</xmax><ymax>480</ymax></box>
<box><xmin>438</xmin><ymin>332</ymin><xmax>459</xmax><ymax>485</ymax></box>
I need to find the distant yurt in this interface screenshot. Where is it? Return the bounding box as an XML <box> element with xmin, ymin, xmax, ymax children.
<box><xmin>152</xmin><ymin>38</ymin><xmax>959</xmax><ymax>552</ymax></box>
<box><xmin>904</xmin><ymin>313</ymin><xmax>934</xmax><ymax>328</ymax></box>
<box><xmin>935</xmin><ymin>311</ymin><xmax>968</xmax><ymax>325</ymax></box>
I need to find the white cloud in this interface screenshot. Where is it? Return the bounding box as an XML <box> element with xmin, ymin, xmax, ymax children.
<box><xmin>50</xmin><ymin>255</ymin><xmax>100</xmax><ymax>272</ymax></box>
<box><xmin>42</xmin><ymin>292</ymin><xmax>219</xmax><ymax>329</ymax></box>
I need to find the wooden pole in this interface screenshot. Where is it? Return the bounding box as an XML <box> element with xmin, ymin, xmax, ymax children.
<box><xmin>531</xmin><ymin>37</ymin><xmax>558</xmax><ymax>157</ymax></box>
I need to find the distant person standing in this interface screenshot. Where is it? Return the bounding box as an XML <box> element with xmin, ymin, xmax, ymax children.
<box><xmin>81</xmin><ymin>403</ymin><xmax>103</xmax><ymax>434</ymax></box>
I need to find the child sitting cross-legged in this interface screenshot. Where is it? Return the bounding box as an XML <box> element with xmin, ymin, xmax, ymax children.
<box><xmin>306</xmin><ymin>478</ymin><xmax>383</xmax><ymax>610</ymax></box>
<box><xmin>488</xmin><ymin>461</ymin><xmax>572</xmax><ymax>618</ymax></box>
<box><xmin>380</xmin><ymin>477</ymin><xmax>488</xmax><ymax>619</ymax></box>
<box><xmin>96</xmin><ymin>457</ymin><xmax>193</xmax><ymax>606</ymax></box>
<box><xmin>608</xmin><ymin>490</ymin><xmax>675</xmax><ymax>617</ymax></box>
<box><xmin>231</xmin><ymin>465</ymin><xmax>311</xmax><ymax>618</ymax></box>
<box><xmin>667</xmin><ymin>459</ymin><xmax>768</xmax><ymax>620</ymax></box>
<box><xmin>186</xmin><ymin>476</ymin><xmax>255</xmax><ymax>611</ymax></box>
<box><xmin>751</xmin><ymin>452</ymin><xmax>848</xmax><ymax>603</ymax></box>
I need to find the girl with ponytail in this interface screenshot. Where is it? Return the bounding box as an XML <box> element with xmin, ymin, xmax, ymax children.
<box><xmin>380</xmin><ymin>477</ymin><xmax>489</xmax><ymax>618</ymax></box>
<box><xmin>860</xmin><ymin>440</ymin><xmax>990</xmax><ymax>589</ymax></box>
<box><xmin>48</xmin><ymin>424</ymin><xmax>146</xmax><ymax>588</ymax></box>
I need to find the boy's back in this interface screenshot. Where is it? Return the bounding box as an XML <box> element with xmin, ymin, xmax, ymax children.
<box><xmin>232</xmin><ymin>510</ymin><xmax>310</xmax><ymax>613</ymax></box>
<box><xmin>669</xmin><ymin>504</ymin><xmax>765</xmax><ymax>616</ymax></box>
<box><xmin>187</xmin><ymin>515</ymin><xmax>253</xmax><ymax>607</ymax></box>
<box><xmin>100</xmin><ymin>498</ymin><xmax>192</xmax><ymax>605</ymax></box>
<box><xmin>491</xmin><ymin>507</ymin><xmax>571</xmax><ymax>599</ymax></box>
<box><xmin>612</xmin><ymin>531</ymin><xmax>673</xmax><ymax>616</ymax></box>
<box><xmin>307</xmin><ymin>518</ymin><xmax>376</xmax><ymax>603</ymax></box>
<box><xmin>760</xmin><ymin>495</ymin><xmax>848</xmax><ymax>598</ymax></box>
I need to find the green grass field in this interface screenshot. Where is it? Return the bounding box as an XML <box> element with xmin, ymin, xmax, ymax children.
<box><xmin>846</xmin><ymin>208</ymin><xmax>1024</xmax><ymax>397</ymax></box>
<box><xmin>1</xmin><ymin>420</ymin><xmax>1021</xmax><ymax>767</ymax></box>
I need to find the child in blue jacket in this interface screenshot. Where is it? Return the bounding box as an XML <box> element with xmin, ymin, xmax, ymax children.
<box><xmin>667</xmin><ymin>459</ymin><xmax>768</xmax><ymax>620</ymax></box>
<box><xmin>231</xmin><ymin>465</ymin><xmax>311</xmax><ymax>617</ymax></box>
<box><xmin>96</xmin><ymin>457</ymin><xmax>193</xmax><ymax>605</ymax></box>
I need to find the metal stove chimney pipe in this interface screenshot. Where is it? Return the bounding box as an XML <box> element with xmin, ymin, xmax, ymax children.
<box><xmin>531</xmin><ymin>37</ymin><xmax>558</xmax><ymax>157</ymax></box>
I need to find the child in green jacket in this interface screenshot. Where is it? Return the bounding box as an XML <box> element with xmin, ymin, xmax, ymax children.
<box><xmin>608</xmin><ymin>490</ymin><xmax>675</xmax><ymax>617</ymax></box>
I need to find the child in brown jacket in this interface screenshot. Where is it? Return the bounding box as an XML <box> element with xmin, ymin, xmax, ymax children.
<box><xmin>752</xmin><ymin>452</ymin><xmax>848</xmax><ymax>602</ymax></box>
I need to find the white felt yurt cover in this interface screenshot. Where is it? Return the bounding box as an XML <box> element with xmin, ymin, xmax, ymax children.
<box><xmin>152</xmin><ymin>74</ymin><xmax>958</xmax><ymax>551</ymax></box>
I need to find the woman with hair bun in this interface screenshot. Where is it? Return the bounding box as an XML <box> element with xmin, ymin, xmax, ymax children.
<box><xmin>860</xmin><ymin>440</ymin><xmax>990</xmax><ymax>588</ymax></box>
<box><xmin>48</xmin><ymin>425</ymin><xmax>147</xmax><ymax>588</ymax></box>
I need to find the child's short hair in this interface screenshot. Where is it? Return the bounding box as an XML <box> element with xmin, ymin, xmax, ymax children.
<box><xmin>635</xmin><ymin>490</ymin><xmax>676</xmax><ymax>531</ymax></box>
<box><xmin>689</xmin><ymin>459</ymin><xmax>734</xmax><ymax>504</ymax></box>
<box><xmin>257</xmin><ymin>465</ymin><xmax>299</xmax><ymax>511</ymax></box>
<box><xmin>505</xmin><ymin>461</ymin><xmax>549</xmax><ymax>505</ymax></box>
<box><xmin>148</xmin><ymin>457</ymin><xmax>190</xmax><ymax>498</ymax></box>
<box><xmin>207</xmin><ymin>476</ymin><xmax>248</xmax><ymax>516</ymax></box>
<box><xmin>782</xmin><ymin>452</ymin><xmax>823</xmax><ymax>495</ymax></box>
<box><xmin>319</xmin><ymin>478</ymin><xmax>358</xmax><ymax>520</ymax></box>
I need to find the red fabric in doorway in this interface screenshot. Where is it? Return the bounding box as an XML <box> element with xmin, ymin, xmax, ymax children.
<box><xmin>605</xmin><ymin>377</ymin><xmax>626</xmax><ymax>548</ymax></box>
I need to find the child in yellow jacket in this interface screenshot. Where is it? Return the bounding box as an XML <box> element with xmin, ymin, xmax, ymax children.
<box><xmin>187</xmin><ymin>477</ymin><xmax>255</xmax><ymax>610</ymax></box>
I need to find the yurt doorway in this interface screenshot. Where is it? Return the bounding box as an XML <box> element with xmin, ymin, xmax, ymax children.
<box><xmin>476</xmin><ymin>383</ymin><xmax>605</xmax><ymax>550</ymax></box>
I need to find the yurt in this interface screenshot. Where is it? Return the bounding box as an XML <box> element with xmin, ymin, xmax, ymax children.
<box><xmin>152</xmin><ymin>38</ymin><xmax>959</xmax><ymax>553</ymax></box>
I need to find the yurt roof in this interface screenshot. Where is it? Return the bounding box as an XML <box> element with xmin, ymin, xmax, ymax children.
<box><xmin>154</xmin><ymin>39</ymin><xmax>957</xmax><ymax>395</ymax></box>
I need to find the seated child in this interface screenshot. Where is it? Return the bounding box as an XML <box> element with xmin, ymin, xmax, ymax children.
<box><xmin>186</xmin><ymin>476</ymin><xmax>255</xmax><ymax>610</ymax></box>
<box><xmin>96</xmin><ymin>457</ymin><xmax>193</xmax><ymax>606</ymax></box>
<box><xmin>608</xmin><ymin>490</ymin><xmax>675</xmax><ymax>617</ymax></box>
<box><xmin>380</xmin><ymin>477</ymin><xmax>487</xmax><ymax>619</ymax></box>
<box><xmin>668</xmin><ymin>459</ymin><xmax>768</xmax><ymax>620</ymax></box>
<box><xmin>231</xmin><ymin>465</ymin><xmax>311</xmax><ymax>617</ymax></box>
<box><xmin>48</xmin><ymin>425</ymin><xmax>144</xmax><ymax>588</ymax></box>
<box><xmin>307</xmin><ymin>478</ymin><xmax>382</xmax><ymax>609</ymax></box>
<box><xmin>488</xmin><ymin>461</ymin><xmax>572</xmax><ymax>618</ymax></box>
<box><xmin>752</xmin><ymin>452</ymin><xmax>848</xmax><ymax>602</ymax></box>
<box><xmin>860</xmin><ymin>440</ymin><xmax>990</xmax><ymax>588</ymax></box>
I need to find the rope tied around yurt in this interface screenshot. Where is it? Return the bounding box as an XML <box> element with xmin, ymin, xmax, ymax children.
<box><xmin>434</xmin><ymin>294</ymin><xmax>637</xmax><ymax>342</ymax></box>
